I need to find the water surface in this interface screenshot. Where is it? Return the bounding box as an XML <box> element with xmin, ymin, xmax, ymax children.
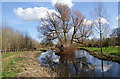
<box><xmin>38</xmin><ymin>49</ymin><xmax>120</xmax><ymax>77</ymax></box>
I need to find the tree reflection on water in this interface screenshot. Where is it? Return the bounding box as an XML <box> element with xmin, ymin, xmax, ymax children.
<box><xmin>38</xmin><ymin>49</ymin><xmax>119</xmax><ymax>77</ymax></box>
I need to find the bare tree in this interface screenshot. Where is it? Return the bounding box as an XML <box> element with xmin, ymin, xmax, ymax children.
<box><xmin>70</xmin><ymin>10</ymin><xmax>84</xmax><ymax>44</ymax></box>
<box><xmin>38</xmin><ymin>11</ymin><xmax>63</xmax><ymax>45</ymax></box>
<box><xmin>92</xmin><ymin>3</ymin><xmax>109</xmax><ymax>53</ymax></box>
<box><xmin>74</xmin><ymin>19</ymin><xmax>93</xmax><ymax>44</ymax></box>
<box><xmin>2</xmin><ymin>24</ymin><xmax>39</xmax><ymax>52</ymax></box>
<box><xmin>38</xmin><ymin>3</ymin><xmax>93</xmax><ymax>47</ymax></box>
<box><xmin>37</xmin><ymin>3</ymin><xmax>71</xmax><ymax>46</ymax></box>
<box><xmin>55</xmin><ymin>3</ymin><xmax>71</xmax><ymax>44</ymax></box>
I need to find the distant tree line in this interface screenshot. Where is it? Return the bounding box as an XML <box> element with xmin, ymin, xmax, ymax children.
<box><xmin>84</xmin><ymin>27</ymin><xmax>120</xmax><ymax>47</ymax></box>
<box><xmin>1</xmin><ymin>24</ymin><xmax>41</xmax><ymax>52</ymax></box>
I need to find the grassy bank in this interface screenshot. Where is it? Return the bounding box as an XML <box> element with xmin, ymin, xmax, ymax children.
<box><xmin>2</xmin><ymin>51</ymin><xmax>57</xmax><ymax>77</ymax></box>
<box><xmin>2</xmin><ymin>51</ymin><xmax>29</xmax><ymax>77</ymax></box>
<box><xmin>80</xmin><ymin>46</ymin><xmax>120</xmax><ymax>56</ymax></box>
<box><xmin>79</xmin><ymin>46</ymin><xmax>120</xmax><ymax>63</ymax></box>
<box><xmin>2</xmin><ymin>57</ymin><xmax>27</xmax><ymax>77</ymax></box>
<box><xmin>2</xmin><ymin>51</ymin><xmax>28</xmax><ymax>58</ymax></box>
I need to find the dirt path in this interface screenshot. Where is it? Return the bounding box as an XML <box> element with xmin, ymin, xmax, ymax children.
<box><xmin>3</xmin><ymin>51</ymin><xmax>57</xmax><ymax>77</ymax></box>
<box><xmin>2</xmin><ymin>52</ymin><xmax>28</xmax><ymax>70</ymax></box>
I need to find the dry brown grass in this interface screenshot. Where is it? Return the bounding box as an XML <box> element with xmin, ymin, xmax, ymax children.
<box><xmin>60</xmin><ymin>46</ymin><xmax>75</xmax><ymax>61</ymax></box>
<box><xmin>63</xmin><ymin>46</ymin><xmax>75</xmax><ymax>55</ymax></box>
<box><xmin>17</xmin><ymin>51</ymin><xmax>57</xmax><ymax>77</ymax></box>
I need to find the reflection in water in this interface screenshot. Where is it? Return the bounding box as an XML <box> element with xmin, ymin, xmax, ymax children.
<box><xmin>38</xmin><ymin>49</ymin><xmax>120</xmax><ymax>77</ymax></box>
<box><xmin>94</xmin><ymin>62</ymin><xmax>112</xmax><ymax>72</ymax></box>
<box><xmin>37</xmin><ymin>50</ymin><xmax>60</xmax><ymax>67</ymax></box>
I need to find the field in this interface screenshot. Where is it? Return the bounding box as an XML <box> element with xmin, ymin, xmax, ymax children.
<box><xmin>80</xmin><ymin>46</ymin><xmax>120</xmax><ymax>56</ymax></box>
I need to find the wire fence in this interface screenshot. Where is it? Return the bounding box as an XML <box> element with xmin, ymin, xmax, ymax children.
<box><xmin>1</xmin><ymin>48</ymin><xmax>36</xmax><ymax>54</ymax></box>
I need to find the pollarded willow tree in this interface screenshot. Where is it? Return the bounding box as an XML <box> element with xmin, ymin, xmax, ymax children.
<box><xmin>37</xmin><ymin>3</ymin><xmax>93</xmax><ymax>46</ymax></box>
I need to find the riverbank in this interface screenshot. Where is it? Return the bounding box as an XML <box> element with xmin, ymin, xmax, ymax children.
<box><xmin>80</xmin><ymin>47</ymin><xmax>120</xmax><ymax>56</ymax></box>
<box><xmin>79</xmin><ymin>47</ymin><xmax>120</xmax><ymax>63</ymax></box>
<box><xmin>2</xmin><ymin>51</ymin><xmax>57</xmax><ymax>77</ymax></box>
<box><xmin>38</xmin><ymin>46</ymin><xmax>120</xmax><ymax>63</ymax></box>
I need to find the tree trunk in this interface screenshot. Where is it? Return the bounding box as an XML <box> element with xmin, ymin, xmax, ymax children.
<box><xmin>5</xmin><ymin>48</ymin><xmax>6</xmax><ymax>54</ymax></box>
<box><xmin>100</xmin><ymin>34</ymin><xmax>102</xmax><ymax>53</ymax></box>
<box><xmin>100</xmin><ymin>23</ymin><xmax>103</xmax><ymax>54</ymax></box>
<box><xmin>64</xmin><ymin>32</ymin><xmax>67</xmax><ymax>43</ymax></box>
<box><xmin>71</xmin><ymin>31</ymin><xmax>75</xmax><ymax>44</ymax></box>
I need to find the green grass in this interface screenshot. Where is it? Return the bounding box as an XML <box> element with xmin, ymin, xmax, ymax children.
<box><xmin>2</xmin><ymin>51</ymin><xmax>28</xmax><ymax>66</ymax></box>
<box><xmin>2</xmin><ymin>51</ymin><xmax>28</xmax><ymax>77</ymax></box>
<box><xmin>2</xmin><ymin>52</ymin><xmax>20</xmax><ymax>58</ymax></box>
<box><xmin>2</xmin><ymin>57</ymin><xmax>27</xmax><ymax>77</ymax></box>
<box><xmin>2</xmin><ymin>51</ymin><xmax>28</xmax><ymax>58</ymax></box>
<box><xmin>38</xmin><ymin>47</ymin><xmax>49</xmax><ymax>50</ymax></box>
<box><xmin>80</xmin><ymin>46</ymin><xmax>120</xmax><ymax>56</ymax></box>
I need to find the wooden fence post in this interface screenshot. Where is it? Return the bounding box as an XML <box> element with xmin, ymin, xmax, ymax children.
<box><xmin>5</xmin><ymin>48</ymin><xmax>6</xmax><ymax>54</ymax></box>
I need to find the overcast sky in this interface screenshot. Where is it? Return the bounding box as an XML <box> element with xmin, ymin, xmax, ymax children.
<box><xmin>2</xmin><ymin>0</ymin><xmax>118</xmax><ymax>42</ymax></box>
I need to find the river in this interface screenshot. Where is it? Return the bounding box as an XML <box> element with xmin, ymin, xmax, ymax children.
<box><xmin>37</xmin><ymin>49</ymin><xmax>120</xmax><ymax>77</ymax></box>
